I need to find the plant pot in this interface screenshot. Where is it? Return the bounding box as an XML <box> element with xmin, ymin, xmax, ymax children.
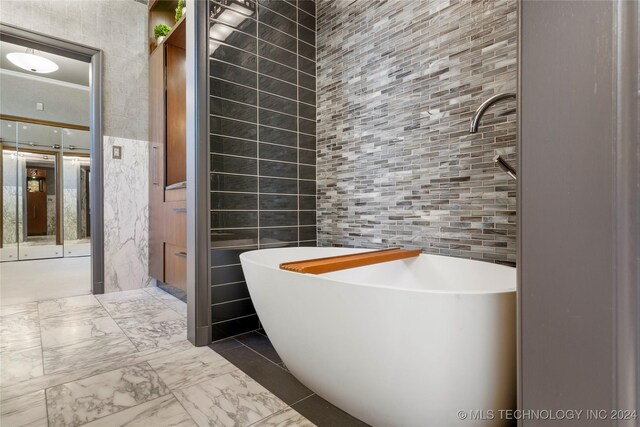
<box><xmin>157</xmin><ymin>36</ymin><xmax>165</xmax><ymax>44</ymax></box>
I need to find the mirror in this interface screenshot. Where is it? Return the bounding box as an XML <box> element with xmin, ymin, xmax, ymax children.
<box><xmin>0</xmin><ymin>120</ymin><xmax>91</xmax><ymax>261</ymax></box>
<box><xmin>62</xmin><ymin>128</ymin><xmax>91</xmax><ymax>257</ymax></box>
<box><xmin>0</xmin><ymin>119</ymin><xmax>18</xmax><ymax>261</ymax></box>
<box><xmin>16</xmin><ymin>122</ymin><xmax>63</xmax><ymax>260</ymax></box>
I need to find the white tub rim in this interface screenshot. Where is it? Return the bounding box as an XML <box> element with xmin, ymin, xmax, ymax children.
<box><xmin>240</xmin><ymin>247</ymin><xmax>516</xmax><ymax>296</ymax></box>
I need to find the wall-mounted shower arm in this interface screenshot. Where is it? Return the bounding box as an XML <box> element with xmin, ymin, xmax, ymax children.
<box><xmin>469</xmin><ymin>92</ymin><xmax>516</xmax><ymax>133</ymax></box>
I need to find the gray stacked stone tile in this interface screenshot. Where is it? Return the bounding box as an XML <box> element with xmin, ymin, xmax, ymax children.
<box><xmin>316</xmin><ymin>0</ymin><xmax>517</xmax><ymax>266</ymax></box>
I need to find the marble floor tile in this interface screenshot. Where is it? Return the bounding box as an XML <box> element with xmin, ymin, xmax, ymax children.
<box><xmin>163</xmin><ymin>299</ymin><xmax>188</xmax><ymax>316</ymax></box>
<box><xmin>148</xmin><ymin>346</ymin><xmax>237</xmax><ymax>390</ymax></box>
<box><xmin>38</xmin><ymin>303</ymin><xmax>110</xmax><ymax>323</ymax></box>
<box><xmin>46</xmin><ymin>362</ymin><xmax>171</xmax><ymax>427</ymax></box>
<box><xmin>96</xmin><ymin>289</ymin><xmax>152</xmax><ymax>302</ymax></box>
<box><xmin>0</xmin><ymin>389</ymin><xmax>48</xmax><ymax>427</ymax></box>
<box><xmin>82</xmin><ymin>394</ymin><xmax>196</xmax><ymax>427</ymax></box>
<box><xmin>0</xmin><ymin>311</ymin><xmax>41</xmax><ymax>351</ymax></box>
<box><xmin>1</xmin><ymin>345</ymin><xmax>44</xmax><ymax>386</ymax></box>
<box><xmin>100</xmin><ymin>297</ymin><xmax>171</xmax><ymax>319</ymax></box>
<box><xmin>251</xmin><ymin>408</ymin><xmax>316</xmax><ymax>427</ymax></box>
<box><xmin>0</xmin><ymin>301</ymin><xmax>38</xmax><ymax>317</ymax></box>
<box><xmin>113</xmin><ymin>308</ymin><xmax>183</xmax><ymax>329</ymax></box>
<box><xmin>120</xmin><ymin>318</ymin><xmax>187</xmax><ymax>351</ymax></box>
<box><xmin>214</xmin><ymin>345</ymin><xmax>312</xmax><ymax>405</ymax></box>
<box><xmin>173</xmin><ymin>370</ymin><xmax>288</xmax><ymax>427</ymax></box>
<box><xmin>1</xmin><ymin>341</ymin><xmax>195</xmax><ymax>402</ymax></box>
<box><xmin>38</xmin><ymin>294</ymin><xmax>100</xmax><ymax>318</ymax></box>
<box><xmin>151</xmin><ymin>290</ymin><xmax>182</xmax><ymax>303</ymax></box>
<box><xmin>40</xmin><ymin>315</ymin><xmax>125</xmax><ymax>349</ymax></box>
<box><xmin>43</xmin><ymin>334</ymin><xmax>137</xmax><ymax>374</ymax></box>
<box><xmin>143</xmin><ymin>286</ymin><xmax>168</xmax><ymax>298</ymax></box>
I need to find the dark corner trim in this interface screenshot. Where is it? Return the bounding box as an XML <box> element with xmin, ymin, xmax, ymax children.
<box><xmin>613</xmin><ymin>0</ymin><xmax>639</xmax><ymax>416</ymax></box>
<box><xmin>185</xmin><ymin>0</ymin><xmax>212</xmax><ymax>345</ymax></box>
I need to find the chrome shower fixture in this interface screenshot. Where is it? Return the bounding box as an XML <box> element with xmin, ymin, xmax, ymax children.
<box><xmin>470</xmin><ymin>92</ymin><xmax>516</xmax><ymax>133</ymax></box>
<box><xmin>493</xmin><ymin>155</ymin><xmax>517</xmax><ymax>180</ymax></box>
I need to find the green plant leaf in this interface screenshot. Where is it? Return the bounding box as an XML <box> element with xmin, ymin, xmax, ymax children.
<box><xmin>154</xmin><ymin>23</ymin><xmax>172</xmax><ymax>39</ymax></box>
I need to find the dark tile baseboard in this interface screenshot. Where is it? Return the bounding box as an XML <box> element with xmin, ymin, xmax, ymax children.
<box><xmin>210</xmin><ymin>331</ymin><xmax>369</xmax><ymax>426</ymax></box>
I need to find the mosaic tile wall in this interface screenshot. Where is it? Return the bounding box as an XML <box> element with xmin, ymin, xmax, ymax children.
<box><xmin>316</xmin><ymin>0</ymin><xmax>517</xmax><ymax>266</ymax></box>
<box><xmin>209</xmin><ymin>0</ymin><xmax>317</xmax><ymax>340</ymax></box>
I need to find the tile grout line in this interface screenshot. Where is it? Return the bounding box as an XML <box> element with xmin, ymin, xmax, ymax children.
<box><xmin>2</xmin><ymin>292</ymin><xmax>189</xmax><ymax>421</ymax></box>
<box><xmin>210</xmin><ymin>113</ymin><xmax>316</xmax><ymax>137</ymax></box>
<box><xmin>296</xmin><ymin>0</ymin><xmax>301</xmax><ymax>247</ymax></box>
<box><xmin>33</xmin><ymin>296</ymin><xmax>132</xmax><ymax>426</ymax></box>
<box><xmin>37</xmin><ymin>346</ymin><xmax>198</xmax><ymax>426</ymax></box>
<box><xmin>243</xmin><ymin>378</ymin><xmax>317</xmax><ymax>426</ymax></box>
<box><xmin>94</xmin><ymin>293</ymin><xmax>143</xmax><ymax>353</ymax></box>
<box><xmin>230</xmin><ymin>339</ymin><xmax>289</xmax><ymax>373</ymax></box>
<box><xmin>170</xmin><ymin>389</ymin><xmax>199</xmax><ymax>425</ymax></box>
<box><xmin>1</xmin><ymin>341</ymin><xmax>196</xmax><ymax>402</ymax></box>
<box><xmin>35</xmin><ymin>303</ymin><xmax>53</xmax><ymax>427</ymax></box>
<box><xmin>216</xmin><ymin>339</ymin><xmax>316</xmax><ymax>427</ymax></box>
<box><xmin>146</xmin><ymin>288</ymin><xmax>188</xmax><ymax>317</ymax></box>
<box><xmin>256</xmin><ymin>3</ymin><xmax>261</xmax><ymax>253</ymax></box>
<box><xmin>50</xmin><ymin>361</ymin><xmax>182</xmax><ymax>427</ymax></box>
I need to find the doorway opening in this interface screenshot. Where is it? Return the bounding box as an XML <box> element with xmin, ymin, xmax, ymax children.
<box><xmin>0</xmin><ymin>24</ymin><xmax>104</xmax><ymax>303</ymax></box>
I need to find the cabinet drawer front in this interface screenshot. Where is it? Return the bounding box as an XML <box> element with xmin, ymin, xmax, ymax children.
<box><xmin>164</xmin><ymin>201</ymin><xmax>187</xmax><ymax>247</ymax></box>
<box><xmin>164</xmin><ymin>244</ymin><xmax>186</xmax><ymax>292</ymax></box>
<box><xmin>165</xmin><ymin>187</ymin><xmax>186</xmax><ymax>202</ymax></box>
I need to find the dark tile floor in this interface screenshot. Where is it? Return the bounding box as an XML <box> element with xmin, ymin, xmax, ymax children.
<box><xmin>210</xmin><ymin>330</ymin><xmax>369</xmax><ymax>427</ymax></box>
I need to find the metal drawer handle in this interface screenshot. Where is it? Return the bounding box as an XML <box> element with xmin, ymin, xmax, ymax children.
<box><xmin>173</xmin><ymin>207</ymin><xmax>187</xmax><ymax>213</ymax></box>
<box><xmin>175</xmin><ymin>251</ymin><xmax>187</xmax><ymax>258</ymax></box>
<box><xmin>152</xmin><ymin>146</ymin><xmax>158</xmax><ymax>185</ymax></box>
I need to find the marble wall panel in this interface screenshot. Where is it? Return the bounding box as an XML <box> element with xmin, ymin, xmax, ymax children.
<box><xmin>103</xmin><ymin>136</ymin><xmax>150</xmax><ymax>292</ymax></box>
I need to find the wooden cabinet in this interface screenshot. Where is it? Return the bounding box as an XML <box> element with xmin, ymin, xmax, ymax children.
<box><xmin>148</xmin><ymin>8</ymin><xmax>187</xmax><ymax>291</ymax></box>
<box><xmin>165</xmin><ymin>44</ymin><xmax>187</xmax><ymax>186</ymax></box>
<box><xmin>164</xmin><ymin>199</ymin><xmax>187</xmax><ymax>247</ymax></box>
<box><xmin>164</xmin><ymin>243</ymin><xmax>187</xmax><ymax>291</ymax></box>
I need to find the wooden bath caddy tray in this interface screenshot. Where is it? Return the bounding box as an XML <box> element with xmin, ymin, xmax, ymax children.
<box><xmin>280</xmin><ymin>248</ymin><xmax>421</xmax><ymax>274</ymax></box>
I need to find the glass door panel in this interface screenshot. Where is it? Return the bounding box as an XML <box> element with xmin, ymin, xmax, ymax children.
<box><xmin>17</xmin><ymin>122</ymin><xmax>63</xmax><ymax>260</ymax></box>
<box><xmin>62</xmin><ymin>128</ymin><xmax>91</xmax><ymax>257</ymax></box>
<box><xmin>0</xmin><ymin>120</ymin><xmax>19</xmax><ymax>261</ymax></box>
<box><xmin>0</xmin><ymin>122</ymin><xmax>91</xmax><ymax>262</ymax></box>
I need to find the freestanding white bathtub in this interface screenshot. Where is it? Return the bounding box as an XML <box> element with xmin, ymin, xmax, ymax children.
<box><xmin>240</xmin><ymin>247</ymin><xmax>516</xmax><ymax>427</ymax></box>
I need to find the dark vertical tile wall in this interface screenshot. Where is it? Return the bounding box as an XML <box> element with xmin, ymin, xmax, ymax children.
<box><xmin>316</xmin><ymin>0</ymin><xmax>517</xmax><ymax>266</ymax></box>
<box><xmin>209</xmin><ymin>0</ymin><xmax>317</xmax><ymax>341</ymax></box>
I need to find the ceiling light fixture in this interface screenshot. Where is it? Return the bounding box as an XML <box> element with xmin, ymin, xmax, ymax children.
<box><xmin>209</xmin><ymin>0</ymin><xmax>255</xmax><ymax>53</ymax></box>
<box><xmin>7</xmin><ymin>49</ymin><xmax>59</xmax><ymax>74</ymax></box>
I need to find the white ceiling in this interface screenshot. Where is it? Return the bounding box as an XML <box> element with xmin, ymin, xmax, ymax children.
<box><xmin>0</xmin><ymin>40</ymin><xmax>90</xmax><ymax>87</ymax></box>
